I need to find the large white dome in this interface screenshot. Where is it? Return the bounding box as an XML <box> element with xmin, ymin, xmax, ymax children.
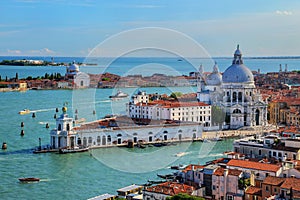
<box><xmin>222</xmin><ymin>45</ymin><xmax>254</xmax><ymax>83</ymax></box>
<box><xmin>222</xmin><ymin>64</ymin><xmax>253</xmax><ymax>83</ymax></box>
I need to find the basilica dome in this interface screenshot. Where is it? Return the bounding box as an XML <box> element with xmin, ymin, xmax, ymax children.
<box><xmin>222</xmin><ymin>45</ymin><xmax>254</xmax><ymax>83</ymax></box>
<box><xmin>206</xmin><ymin>62</ymin><xmax>222</xmax><ymax>85</ymax></box>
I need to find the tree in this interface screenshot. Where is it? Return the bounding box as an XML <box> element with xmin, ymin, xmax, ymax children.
<box><xmin>170</xmin><ymin>92</ymin><xmax>183</xmax><ymax>99</ymax></box>
<box><xmin>211</xmin><ymin>105</ymin><xmax>226</xmax><ymax>129</ymax></box>
<box><xmin>166</xmin><ymin>193</ymin><xmax>205</xmax><ymax>200</ymax></box>
<box><xmin>15</xmin><ymin>73</ymin><xmax>18</xmax><ymax>80</ymax></box>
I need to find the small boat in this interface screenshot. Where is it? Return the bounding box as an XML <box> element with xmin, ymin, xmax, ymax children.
<box><xmin>148</xmin><ymin>179</ymin><xmax>167</xmax><ymax>184</ymax></box>
<box><xmin>58</xmin><ymin>147</ymin><xmax>89</xmax><ymax>154</ymax></box>
<box><xmin>109</xmin><ymin>90</ymin><xmax>128</xmax><ymax>99</ymax></box>
<box><xmin>18</xmin><ymin>109</ymin><xmax>30</xmax><ymax>115</ymax></box>
<box><xmin>170</xmin><ymin>164</ymin><xmax>187</xmax><ymax>170</ymax></box>
<box><xmin>175</xmin><ymin>152</ymin><xmax>187</xmax><ymax>157</ymax></box>
<box><xmin>157</xmin><ymin>174</ymin><xmax>175</xmax><ymax>179</ymax></box>
<box><xmin>19</xmin><ymin>177</ymin><xmax>40</xmax><ymax>183</ymax></box>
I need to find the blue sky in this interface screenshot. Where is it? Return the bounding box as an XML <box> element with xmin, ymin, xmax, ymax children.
<box><xmin>1</xmin><ymin>0</ymin><xmax>300</xmax><ymax>57</ymax></box>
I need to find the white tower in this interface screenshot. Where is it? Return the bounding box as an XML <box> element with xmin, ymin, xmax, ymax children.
<box><xmin>50</xmin><ymin>107</ymin><xmax>75</xmax><ymax>149</ymax></box>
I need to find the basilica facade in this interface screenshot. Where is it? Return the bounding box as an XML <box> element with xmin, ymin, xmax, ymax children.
<box><xmin>197</xmin><ymin>46</ymin><xmax>268</xmax><ymax>129</ymax></box>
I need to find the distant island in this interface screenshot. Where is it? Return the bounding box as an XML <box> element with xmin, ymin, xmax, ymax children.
<box><xmin>0</xmin><ymin>59</ymin><xmax>66</xmax><ymax>66</ymax></box>
<box><xmin>0</xmin><ymin>59</ymin><xmax>97</xmax><ymax>67</ymax></box>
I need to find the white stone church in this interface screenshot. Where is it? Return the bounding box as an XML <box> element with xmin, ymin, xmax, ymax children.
<box><xmin>197</xmin><ymin>45</ymin><xmax>268</xmax><ymax>129</ymax></box>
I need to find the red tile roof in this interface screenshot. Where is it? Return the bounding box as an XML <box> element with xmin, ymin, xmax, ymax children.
<box><xmin>227</xmin><ymin>159</ymin><xmax>281</xmax><ymax>173</ymax></box>
<box><xmin>182</xmin><ymin>164</ymin><xmax>204</xmax><ymax>173</ymax></box>
<box><xmin>262</xmin><ymin>176</ymin><xmax>285</xmax><ymax>186</ymax></box>
<box><xmin>245</xmin><ymin>186</ymin><xmax>262</xmax><ymax>195</ymax></box>
<box><xmin>213</xmin><ymin>167</ymin><xmax>224</xmax><ymax>176</ymax></box>
<box><xmin>137</xmin><ymin>100</ymin><xmax>209</xmax><ymax>108</ymax></box>
<box><xmin>145</xmin><ymin>182</ymin><xmax>195</xmax><ymax>196</ymax></box>
<box><xmin>281</xmin><ymin>177</ymin><xmax>300</xmax><ymax>192</ymax></box>
<box><xmin>228</xmin><ymin>169</ymin><xmax>242</xmax><ymax>176</ymax></box>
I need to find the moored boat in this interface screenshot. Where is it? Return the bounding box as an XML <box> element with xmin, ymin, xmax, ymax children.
<box><xmin>58</xmin><ymin>147</ymin><xmax>89</xmax><ymax>154</ymax></box>
<box><xmin>18</xmin><ymin>177</ymin><xmax>40</xmax><ymax>183</ymax></box>
<box><xmin>109</xmin><ymin>90</ymin><xmax>128</xmax><ymax>99</ymax></box>
<box><xmin>18</xmin><ymin>109</ymin><xmax>30</xmax><ymax>115</ymax></box>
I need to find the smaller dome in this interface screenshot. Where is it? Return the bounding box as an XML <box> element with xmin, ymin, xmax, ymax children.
<box><xmin>68</xmin><ymin>62</ymin><xmax>79</xmax><ymax>72</ymax></box>
<box><xmin>206</xmin><ymin>62</ymin><xmax>222</xmax><ymax>85</ymax></box>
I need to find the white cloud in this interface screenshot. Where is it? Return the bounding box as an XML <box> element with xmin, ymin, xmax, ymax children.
<box><xmin>7</xmin><ymin>49</ymin><xmax>22</xmax><ymax>54</ymax></box>
<box><xmin>28</xmin><ymin>48</ymin><xmax>56</xmax><ymax>55</ymax></box>
<box><xmin>276</xmin><ymin>10</ymin><xmax>293</xmax><ymax>16</ymax></box>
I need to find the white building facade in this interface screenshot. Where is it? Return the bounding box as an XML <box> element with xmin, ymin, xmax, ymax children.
<box><xmin>66</xmin><ymin>62</ymin><xmax>90</xmax><ymax>88</ymax></box>
<box><xmin>127</xmin><ymin>91</ymin><xmax>212</xmax><ymax>127</ymax></box>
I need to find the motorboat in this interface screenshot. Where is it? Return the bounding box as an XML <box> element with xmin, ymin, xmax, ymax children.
<box><xmin>18</xmin><ymin>177</ymin><xmax>40</xmax><ymax>183</ymax></box>
<box><xmin>18</xmin><ymin>109</ymin><xmax>30</xmax><ymax>115</ymax></box>
<box><xmin>109</xmin><ymin>90</ymin><xmax>128</xmax><ymax>99</ymax></box>
<box><xmin>58</xmin><ymin>147</ymin><xmax>89</xmax><ymax>154</ymax></box>
<box><xmin>175</xmin><ymin>152</ymin><xmax>187</xmax><ymax>157</ymax></box>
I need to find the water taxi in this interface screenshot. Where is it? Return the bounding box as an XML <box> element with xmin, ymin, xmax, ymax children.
<box><xmin>109</xmin><ymin>90</ymin><xmax>128</xmax><ymax>99</ymax></box>
<box><xmin>18</xmin><ymin>109</ymin><xmax>30</xmax><ymax>115</ymax></box>
<box><xmin>18</xmin><ymin>177</ymin><xmax>40</xmax><ymax>183</ymax></box>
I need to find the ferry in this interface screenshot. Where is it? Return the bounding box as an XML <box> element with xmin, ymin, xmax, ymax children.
<box><xmin>18</xmin><ymin>109</ymin><xmax>30</xmax><ymax>115</ymax></box>
<box><xmin>109</xmin><ymin>90</ymin><xmax>128</xmax><ymax>99</ymax></box>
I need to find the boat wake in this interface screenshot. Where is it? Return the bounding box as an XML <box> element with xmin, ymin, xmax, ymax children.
<box><xmin>30</xmin><ymin>108</ymin><xmax>56</xmax><ymax>113</ymax></box>
<box><xmin>39</xmin><ymin>178</ymin><xmax>57</xmax><ymax>182</ymax></box>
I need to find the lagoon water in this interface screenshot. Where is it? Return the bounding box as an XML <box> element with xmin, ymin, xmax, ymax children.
<box><xmin>0</xmin><ymin>57</ymin><xmax>299</xmax><ymax>199</ymax></box>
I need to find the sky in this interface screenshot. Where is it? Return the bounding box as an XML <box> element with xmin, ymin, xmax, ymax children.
<box><xmin>1</xmin><ymin>0</ymin><xmax>300</xmax><ymax>57</ymax></box>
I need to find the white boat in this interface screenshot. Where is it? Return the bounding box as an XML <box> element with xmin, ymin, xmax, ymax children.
<box><xmin>19</xmin><ymin>109</ymin><xmax>30</xmax><ymax>115</ymax></box>
<box><xmin>175</xmin><ymin>152</ymin><xmax>187</xmax><ymax>157</ymax></box>
<box><xmin>58</xmin><ymin>147</ymin><xmax>89</xmax><ymax>154</ymax></box>
<box><xmin>109</xmin><ymin>90</ymin><xmax>128</xmax><ymax>99</ymax></box>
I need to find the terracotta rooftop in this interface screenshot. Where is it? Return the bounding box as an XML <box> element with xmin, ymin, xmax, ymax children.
<box><xmin>145</xmin><ymin>182</ymin><xmax>194</xmax><ymax>196</ymax></box>
<box><xmin>182</xmin><ymin>164</ymin><xmax>204</xmax><ymax>173</ymax></box>
<box><xmin>281</xmin><ymin>177</ymin><xmax>300</xmax><ymax>192</ymax></box>
<box><xmin>245</xmin><ymin>186</ymin><xmax>262</xmax><ymax>195</ymax></box>
<box><xmin>227</xmin><ymin>159</ymin><xmax>281</xmax><ymax>173</ymax></box>
<box><xmin>228</xmin><ymin>169</ymin><xmax>243</xmax><ymax>176</ymax></box>
<box><xmin>213</xmin><ymin>167</ymin><xmax>224</xmax><ymax>176</ymax></box>
<box><xmin>262</xmin><ymin>176</ymin><xmax>285</xmax><ymax>186</ymax></box>
<box><xmin>137</xmin><ymin>100</ymin><xmax>209</xmax><ymax>108</ymax></box>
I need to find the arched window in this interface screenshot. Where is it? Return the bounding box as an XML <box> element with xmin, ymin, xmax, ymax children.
<box><xmin>83</xmin><ymin>137</ymin><xmax>87</xmax><ymax>147</ymax></box>
<box><xmin>88</xmin><ymin>137</ymin><xmax>92</xmax><ymax>145</ymax></box>
<box><xmin>233</xmin><ymin>92</ymin><xmax>237</xmax><ymax>101</ymax></box>
<box><xmin>77</xmin><ymin>137</ymin><xmax>81</xmax><ymax>145</ymax></box>
<box><xmin>58</xmin><ymin>124</ymin><xmax>62</xmax><ymax>131</ymax></box>
<box><xmin>66</xmin><ymin>124</ymin><xmax>70</xmax><ymax>131</ymax></box>
<box><xmin>102</xmin><ymin>135</ymin><xmax>106</xmax><ymax>145</ymax></box>
<box><xmin>238</xmin><ymin>92</ymin><xmax>242</xmax><ymax>101</ymax></box>
<box><xmin>233</xmin><ymin>109</ymin><xmax>242</xmax><ymax>114</ymax></box>
<box><xmin>107</xmin><ymin>135</ymin><xmax>111</xmax><ymax>142</ymax></box>
<box><xmin>97</xmin><ymin>136</ymin><xmax>101</xmax><ymax>145</ymax></box>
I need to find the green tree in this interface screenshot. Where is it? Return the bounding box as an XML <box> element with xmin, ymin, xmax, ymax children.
<box><xmin>211</xmin><ymin>105</ymin><xmax>226</xmax><ymax>129</ymax></box>
<box><xmin>166</xmin><ymin>193</ymin><xmax>205</xmax><ymax>200</ymax></box>
<box><xmin>170</xmin><ymin>92</ymin><xmax>183</xmax><ymax>99</ymax></box>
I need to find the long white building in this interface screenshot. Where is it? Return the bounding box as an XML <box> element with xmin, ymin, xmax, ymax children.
<box><xmin>127</xmin><ymin>91</ymin><xmax>212</xmax><ymax>127</ymax></box>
